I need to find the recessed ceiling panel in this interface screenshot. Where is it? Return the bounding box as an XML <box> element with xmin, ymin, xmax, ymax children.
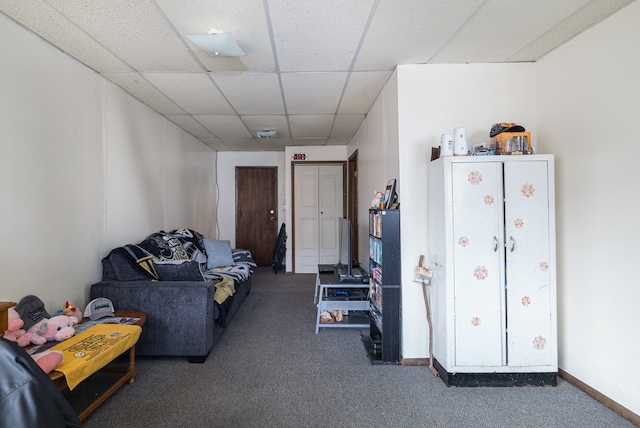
<box><xmin>144</xmin><ymin>73</ymin><xmax>234</xmax><ymax>115</ymax></box>
<box><xmin>432</xmin><ymin>0</ymin><xmax>592</xmax><ymax>63</ymax></box>
<box><xmin>289</xmin><ymin>115</ymin><xmax>334</xmax><ymax>139</ymax></box>
<box><xmin>195</xmin><ymin>115</ymin><xmax>253</xmax><ymax>139</ymax></box>
<box><xmin>213</xmin><ymin>73</ymin><xmax>285</xmax><ymax>115</ymax></box>
<box><xmin>281</xmin><ymin>72</ymin><xmax>347</xmax><ymax>114</ymax></box>
<box><xmin>102</xmin><ymin>72</ymin><xmax>185</xmax><ymax>115</ymax></box>
<box><xmin>354</xmin><ymin>0</ymin><xmax>484</xmax><ymax>70</ymax></box>
<box><xmin>46</xmin><ymin>0</ymin><xmax>202</xmax><ymax>72</ymax></box>
<box><xmin>269</xmin><ymin>0</ymin><xmax>376</xmax><ymax>72</ymax></box>
<box><xmin>339</xmin><ymin>71</ymin><xmax>392</xmax><ymax>114</ymax></box>
<box><xmin>199</xmin><ymin>137</ymin><xmax>230</xmax><ymax>150</ymax></box>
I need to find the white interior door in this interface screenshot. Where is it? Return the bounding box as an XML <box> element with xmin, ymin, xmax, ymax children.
<box><xmin>451</xmin><ymin>162</ymin><xmax>505</xmax><ymax>367</ymax></box>
<box><xmin>294</xmin><ymin>164</ymin><xmax>343</xmax><ymax>273</ymax></box>
<box><xmin>504</xmin><ymin>161</ymin><xmax>552</xmax><ymax>367</ymax></box>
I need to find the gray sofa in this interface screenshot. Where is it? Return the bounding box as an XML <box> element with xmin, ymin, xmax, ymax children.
<box><xmin>90</xmin><ymin>230</ymin><xmax>254</xmax><ymax>363</ymax></box>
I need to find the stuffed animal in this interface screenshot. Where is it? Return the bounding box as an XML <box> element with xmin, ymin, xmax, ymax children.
<box><xmin>3</xmin><ymin>307</ymin><xmax>33</xmax><ymax>347</ymax></box>
<box><xmin>26</xmin><ymin>315</ymin><xmax>76</xmax><ymax>345</ymax></box>
<box><xmin>371</xmin><ymin>191</ymin><xmax>384</xmax><ymax>209</ymax></box>
<box><xmin>32</xmin><ymin>350</ymin><xmax>64</xmax><ymax>374</ymax></box>
<box><xmin>58</xmin><ymin>301</ymin><xmax>82</xmax><ymax>324</ymax></box>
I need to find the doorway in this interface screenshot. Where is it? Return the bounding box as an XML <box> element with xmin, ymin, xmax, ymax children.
<box><xmin>235</xmin><ymin>166</ymin><xmax>278</xmax><ymax>267</ymax></box>
<box><xmin>293</xmin><ymin>163</ymin><xmax>345</xmax><ymax>273</ymax></box>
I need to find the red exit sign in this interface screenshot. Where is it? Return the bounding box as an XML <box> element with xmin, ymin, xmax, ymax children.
<box><xmin>291</xmin><ymin>153</ymin><xmax>307</xmax><ymax>161</ymax></box>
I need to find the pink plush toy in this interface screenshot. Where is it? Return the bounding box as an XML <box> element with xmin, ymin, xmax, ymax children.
<box><xmin>26</xmin><ymin>315</ymin><xmax>76</xmax><ymax>345</ymax></box>
<box><xmin>32</xmin><ymin>350</ymin><xmax>64</xmax><ymax>374</ymax></box>
<box><xmin>3</xmin><ymin>307</ymin><xmax>33</xmax><ymax>347</ymax></box>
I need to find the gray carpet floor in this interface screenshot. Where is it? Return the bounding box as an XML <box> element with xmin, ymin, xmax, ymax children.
<box><xmin>68</xmin><ymin>267</ymin><xmax>635</xmax><ymax>427</ymax></box>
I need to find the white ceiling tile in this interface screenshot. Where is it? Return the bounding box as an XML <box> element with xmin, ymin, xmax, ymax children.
<box><xmin>339</xmin><ymin>71</ymin><xmax>392</xmax><ymax>114</ymax></box>
<box><xmin>218</xmin><ymin>138</ymin><xmax>263</xmax><ymax>151</ymax></box>
<box><xmin>198</xmin><ymin>137</ymin><xmax>231</xmax><ymax>150</ymax></box>
<box><xmin>432</xmin><ymin>0</ymin><xmax>592</xmax><ymax>63</ymax></box>
<box><xmin>0</xmin><ymin>0</ymin><xmax>133</xmax><ymax>72</ymax></box>
<box><xmin>269</xmin><ymin>0</ymin><xmax>376</xmax><ymax>71</ymax></box>
<box><xmin>289</xmin><ymin>115</ymin><xmax>334</xmax><ymax>139</ymax></box>
<box><xmin>256</xmin><ymin>138</ymin><xmax>294</xmax><ymax>151</ymax></box>
<box><xmin>195</xmin><ymin>115</ymin><xmax>253</xmax><ymax>139</ymax></box>
<box><xmin>102</xmin><ymin>72</ymin><xmax>185</xmax><ymax>115</ymax></box>
<box><xmin>507</xmin><ymin>0</ymin><xmax>636</xmax><ymax>62</ymax></box>
<box><xmin>331</xmin><ymin>115</ymin><xmax>366</xmax><ymax>139</ymax></box>
<box><xmin>155</xmin><ymin>0</ymin><xmax>276</xmax><ymax>73</ymax></box>
<box><xmin>165</xmin><ymin>115</ymin><xmax>215</xmax><ymax>138</ymax></box>
<box><xmin>144</xmin><ymin>73</ymin><xmax>234</xmax><ymax>114</ymax></box>
<box><xmin>241</xmin><ymin>115</ymin><xmax>290</xmax><ymax>138</ymax></box>
<box><xmin>213</xmin><ymin>73</ymin><xmax>285</xmax><ymax>115</ymax></box>
<box><xmin>354</xmin><ymin>0</ymin><xmax>485</xmax><ymax>70</ymax></box>
<box><xmin>46</xmin><ymin>0</ymin><xmax>202</xmax><ymax>72</ymax></box>
<box><xmin>327</xmin><ymin>137</ymin><xmax>352</xmax><ymax>145</ymax></box>
<box><xmin>281</xmin><ymin>72</ymin><xmax>347</xmax><ymax>114</ymax></box>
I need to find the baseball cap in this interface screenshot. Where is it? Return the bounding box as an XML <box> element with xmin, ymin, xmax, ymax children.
<box><xmin>84</xmin><ymin>297</ymin><xmax>115</xmax><ymax>320</ymax></box>
<box><xmin>15</xmin><ymin>295</ymin><xmax>51</xmax><ymax>331</ymax></box>
<box><xmin>490</xmin><ymin>122</ymin><xmax>526</xmax><ymax>138</ymax></box>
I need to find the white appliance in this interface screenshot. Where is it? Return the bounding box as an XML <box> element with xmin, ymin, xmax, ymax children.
<box><xmin>428</xmin><ymin>155</ymin><xmax>557</xmax><ymax>386</ymax></box>
<box><xmin>453</xmin><ymin>127</ymin><xmax>468</xmax><ymax>155</ymax></box>
<box><xmin>440</xmin><ymin>134</ymin><xmax>454</xmax><ymax>156</ymax></box>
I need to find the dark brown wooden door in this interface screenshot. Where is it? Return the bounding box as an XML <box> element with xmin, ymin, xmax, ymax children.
<box><xmin>235</xmin><ymin>167</ymin><xmax>278</xmax><ymax>266</ymax></box>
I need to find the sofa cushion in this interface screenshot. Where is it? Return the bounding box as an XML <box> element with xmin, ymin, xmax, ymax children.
<box><xmin>154</xmin><ymin>260</ymin><xmax>204</xmax><ymax>281</ymax></box>
<box><xmin>204</xmin><ymin>239</ymin><xmax>234</xmax><ymax>269</ymax></box>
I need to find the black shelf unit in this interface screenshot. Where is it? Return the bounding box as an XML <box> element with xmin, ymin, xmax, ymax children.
<box><xmin>365</xmin><ymin>208</ymin><xmax>401</xmax><ymax>364</ymax></box>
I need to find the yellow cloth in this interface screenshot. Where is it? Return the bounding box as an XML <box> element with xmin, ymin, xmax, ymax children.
<box><xmin>48</xmin><ymin>323</ymin><xmax>142</xmax><ymax>390</ymax></box>
<box><xmin>214</xmin><ymin>277</ymin><xmax>236</xmax><ymax>304</ymax></box>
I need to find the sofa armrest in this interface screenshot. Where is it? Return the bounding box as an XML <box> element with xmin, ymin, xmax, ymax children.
<box><xmin>90</xmin><ymin>280</ymin><xmax>216</xmax><ymax>358</ymax></box>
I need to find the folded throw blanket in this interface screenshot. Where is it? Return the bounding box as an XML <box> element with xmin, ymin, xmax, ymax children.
<box><xmin>214</xmin><ymin>277</ymin><xmax>236</xmax><ymax>304</ymax></box>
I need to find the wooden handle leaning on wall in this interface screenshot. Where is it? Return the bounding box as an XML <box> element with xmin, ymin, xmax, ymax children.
<box><xmin>0</xmin><ymin>302</ymin><xmax>18</xmax><ymax>336</ymax></box>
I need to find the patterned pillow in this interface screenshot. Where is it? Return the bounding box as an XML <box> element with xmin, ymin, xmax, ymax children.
<box><xmin>204</xmin><ymin>239</ymin><xmax>235</xmax><ymax>269</ymax></box>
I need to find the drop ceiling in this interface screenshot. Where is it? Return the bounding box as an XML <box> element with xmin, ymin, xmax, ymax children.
<box><xmin>0</xmin><ymin>0</ymin><xmax>634</xmax><ymax>151</ymax></box>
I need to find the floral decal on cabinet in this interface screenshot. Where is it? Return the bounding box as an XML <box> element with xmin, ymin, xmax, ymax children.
<box><xmin>471</xmin><ymin>317</ymin><xmax>481</xmax><ymax>327</ymax></box>
<box><xmin>473</xmin><ymin>266</ymin><xmax>488</xmax><ymax>280</ymax></box>
<box><xmin>484</xmin><ymin>195</ymin><xmax>495</xmax><ymax>205</ymax></box>
<box><xmin>533</xmin><ymin>335</ymin><xmax>547</xmax><ymax>350</ymax></box>
<box><xmin>521</xmin><ymin>183</ymin><xmax>535</xmax><ymax>198</ymax></box>
<box><xmin>458</xmin><ymin>236</ymin><xmax>469</xmax><ymax>247</ymax></box>
<box><xmin>468</xmin><ymin>171</ymin><xmax>483</xmax><ymax>185</ymax></box>
<box><xmin>539</xmin><ymin>261</ymin><xmax>549</xmax><ymax>272</ymax></box>
<box><xmin>521</xmin><ymin>296</ymin><xmax>531</xmax><ymax>306</ymax></box>
<box><xmin>514</xmin><ymin>218</ymin><xmax>524</xmax><ymax>228</ymax></box>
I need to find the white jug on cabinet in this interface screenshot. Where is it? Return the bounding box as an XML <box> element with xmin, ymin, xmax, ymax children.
<box><xmin>454</xmin><ymin>127</ymin><xmax>468</xmax><ymax>156</ymax></box>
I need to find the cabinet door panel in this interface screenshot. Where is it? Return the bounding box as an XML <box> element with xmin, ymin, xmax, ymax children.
<box><xmin>504</xmin><ymin>161</ymin><xmax>552</xmax><ymax>366</ymax></box>
<box><xmin>452</xmin><ymin>162</ymin><xmax>504</xmax><ymax>366</ymax></box>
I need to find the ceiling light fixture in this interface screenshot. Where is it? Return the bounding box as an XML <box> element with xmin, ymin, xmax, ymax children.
<box><xmin>185</xmin><ymin>28</ymin><xmax>246</xmax><ymax>57</ymax></box>
<box><xmin>256</xmin><ymin>129</ymin><xmax>277</xmax><ymax>139</ymax></box>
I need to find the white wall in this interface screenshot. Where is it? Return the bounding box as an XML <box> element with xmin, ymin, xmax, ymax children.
<box><xmin>0</xmin><ymin>13</ymin><xmax>217</xmax><ymax>313</ymax></box>
<box><xmin>216</xmin><ymin>151</ymin><xmax>286</xmax><ymax>246</ymax></box>
<box><xmin>536</xmin><ymin>2</ymin><xmax>640</xmax><ymax>416</ymax></box>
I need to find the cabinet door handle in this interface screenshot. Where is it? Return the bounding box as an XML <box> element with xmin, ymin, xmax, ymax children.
<box><xmin>493</xmin><ymin>236</ymin><xmax>498</xmax><ymax>252</ymax></box>
<box><xmin>509</xmin><ymin>236</ymin><xmax>515</xmax><ymax>252</ymax></box>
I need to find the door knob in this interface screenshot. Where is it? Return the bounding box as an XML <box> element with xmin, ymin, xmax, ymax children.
<box><xmin>269</xmin><ymin>209</ymin><xmax>275</xmax><ymax>215</ymax></box>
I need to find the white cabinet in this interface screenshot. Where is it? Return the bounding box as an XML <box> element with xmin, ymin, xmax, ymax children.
<box><xmin>428</xmin><ymin>155</ymin><xmax>557</xmax><ymax>386</ymax></box>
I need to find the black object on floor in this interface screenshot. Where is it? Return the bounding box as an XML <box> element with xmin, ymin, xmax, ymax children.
<box><xmin>271</xmin><ymin>223</ymin><xmax>286</xmax><ymax>273</ymax></box>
